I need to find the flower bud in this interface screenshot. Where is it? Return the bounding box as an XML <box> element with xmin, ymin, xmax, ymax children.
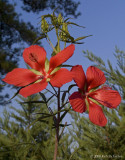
<box><xmin>51</xmin><ymin>15</ymin><xmax>58</xmax><ymax>26</ymax></box>
<box><xmin>60</xmin><ymin>23</ymin><xmax>68</xmax><ymax>41</ymax></box>
<box><xmin>58</xmin><ymin>13</ymin><xmax>63</xmax><ymax>24</ymax></box>
<box><xmin>41</xmin><ymin>16</ymin><xmax>49</xmax><ymax>33</ymax></box>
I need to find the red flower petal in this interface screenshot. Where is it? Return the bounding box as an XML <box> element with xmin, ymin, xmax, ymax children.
<box><xmin>69</xmin><ymin>92</ymin><xmax>86</xmax><ymax>113</ymax></box>
<box><xmin>49</xmin><ymin>44</ymin><xmax>75</xmax><ymax>73</ymax></box>
<box><xmin>2</xmin><ymin>68</ymin><xmax>38</xmax><ymax>86</ymax></box>
<box><xmin>86</xmin><ymin>66</ymin><xmax>106</xmax><ymax>91</ymax></box>
<box><xmin>50</xmin><ymin>68</ymin><xmax>73</xmax><ymax>87</ymax></box>
<box><xmin>19</xmin><ymin>79</ymin><xmax>48</xmax><ymax>97</ymax></box>
<box><xmin>88</xmin><ymin>99</ymin><xmax>107</xmax><ymax>126</ymax></box>
<box><xmin>89</xmin><ymin>88</ymin><xmax>121</xmax><ymax>108</ymax></box>
<box><xmin>71</xmin><ymin>65</ymin><xmax>86</xmax><ymax>91</ymax></box>
<box><xmin>23</xmin><ymin>45</ymin><xmax>46</xmax><ymax>72</ymax></box>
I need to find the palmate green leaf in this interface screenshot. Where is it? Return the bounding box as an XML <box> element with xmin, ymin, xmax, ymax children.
<box><xmin>35</xmin><ymin>112</ymin><xmax>51</xmax><ymax>115</ymax></box>
<box><xmin>64</xmin><ymin>17</ymin><xmax>73</xmax><ymax>22</ymax></box>
<box><xmin>60</xmin><ymin>107</ymin><xmax>71</xmax><ymax>122</ymax></box>
<box><xmin>0</xmin><ymin>84</ymin><xmax>6</xmax><ymax>87</ymax></box>
<box><xmin>68</xmin><ymin>84</ymin><xmax>77</xmax><ymax>93</ymax></box>
<box><xmin>66</xmin><ymin>22</ymin><xmax>85</xmax><ymax>28</ymax></box>
<box><xmin>61</xmin><ymin>39</ymin><xmax>84</xmax><ymax>44</ymax></box>
<box><xmin>59</xmin><ymin>123</ymin><xmax>71</xmax><ymax>127</ymax></box>
<box><xmin>21</xmin><ymin>100</ymin><xmax>45</xmax><ymax>104</ymax></box>
<box><xmin>52</xmin><ymin>123</ymin><xmax>71</xmax><ymax>129</ymax></box>
<box><xmin>74</xmin><ymin>35</ymin><xmax>92</xmax><ymax>42</ymax></box>
<box><xmin>61</xmin><ymin>64</ymin><xmax>73</xmax><ymax>67</ymax></box>
<box><xmin>41</xmin><ymin>14</ymin><xmax>53</xmax><ymax>19</ymax></box>
<box><xmin>7</xmin><ymin>87</ymin><xmax>23</xmax><ymax>102</ymax></box>
<box><xmin>47</xmin><ymin>94</ymin><xmax>55</xmax><ymax>103</ymax></box>
<box><xmin>39</xmin><ymin>92</ymin><xmax>47</xmax><ymax>102</ymax></box>
<box><xmin>61</xmin><ymin>91</ymin><xmax>67</xmax><ymax>105</ymax></box>
<box><xmin>32</xmin><ymin>34</ymin><xmax>46</xmax><ymax>44</ymax></box>
<box><xmin>73</xmin><ymin>41</ymin><xmax>84</xmax><ymax>44</ymax></box>
<box><xmin>37</xmin><ymin>114</ymin><xmax>54</xmax><ymax>120</ymax></box>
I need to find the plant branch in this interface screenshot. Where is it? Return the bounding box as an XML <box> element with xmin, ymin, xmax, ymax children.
<box><xmin>45</xmin><ymin>88</ymin><xmax>56</xmax><ymax>97</ymax></box>
<box><xmin>49</xmin><ymin>82</ymin><xmax>58</xmax><ymax>96</ymax></box>
<box><xmin>53</xmin><ymin>88</ymin><xmax>61</xmax><ymax>160</ymax></box>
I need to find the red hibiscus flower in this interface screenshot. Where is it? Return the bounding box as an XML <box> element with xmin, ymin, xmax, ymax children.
<box><xmin>3</xmin><ymin>44</ymin><xmax>75</xmax><ymax>97</ymax></box>
<box><xmin>69</xmin><ymin>65</ymin><xmax>121</xmax><ymax>126</ymax></box>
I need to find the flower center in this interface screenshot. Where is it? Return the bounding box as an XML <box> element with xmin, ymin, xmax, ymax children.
<box><xmin>37</xmin><ymin>75</ymin><xmax>44</xmax><ymax>80</ymax></box>
<box><xmin>37</xmin><ymin>73</ymin><xmax>50</xmax><ymax>82</ymax></box>
<box><xmin>80</xmin><ymin>90</ymin><xmax>89</xmax><ymax>98</ymax></box>
<box><xmin>85</xmin><ymin>92</ymin><xmax>89</xmax><ymax>97</ymax></box>
<box><xmin>44</xmin><ymin>73</ymin><xmax>49</xmax><ymax>79</ymax></box>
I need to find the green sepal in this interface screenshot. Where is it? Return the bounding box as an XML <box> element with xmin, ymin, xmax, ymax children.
<box><xmin>89</xmin><ymin>97</ymin><xmax>101</xmax><ymax>106</ymax></box>
<box><xmin>88</xmin><ymin>86</ymin><xmax>99</xmax><ymax>94</ymax></box>
<box><xmin>29</xmin><ymin>69</ymin><xmax>42</xmax><ymax>75</ymax></box>
<box><xmin>50</xmin><ymin>66</ymin><xmax>60</xmax><ymax>75</ymax></box>
<box><xmin>85</xmin><ymin>98</ymin><xmax>89</xmax><ymax>112</ymax></box>
<box><xmin>45</xmin><ymin>58</ymin><xmax>49</xmax><ymax>73</ymax></box>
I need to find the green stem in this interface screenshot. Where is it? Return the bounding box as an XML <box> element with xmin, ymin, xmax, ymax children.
<box><xmin>64</xmin><ymin>41</ymin><xmax>66</xmax><ymax>48</ymax></box>
<box><xmin>55</xmin><ymin>28</ymin><xmax>60</xmax><ymax>53</ymax></box>
<box><xmin>46</xmin><ymin>34</ymin><xmax>58</xmax><ymax>54</ymax></box>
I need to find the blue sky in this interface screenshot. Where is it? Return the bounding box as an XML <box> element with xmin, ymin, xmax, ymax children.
<box><xmin>13</xmin><ymin>0</ymin><xmax>125</xmax><ymax>70</ymax></box>
<box><xmin>2</xmin><ymin>0</ymin><xmax>125</xmax><ymax>117</ymax></box>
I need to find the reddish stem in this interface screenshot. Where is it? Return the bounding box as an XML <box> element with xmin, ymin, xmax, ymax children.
<box><xmin>53</xmin><ymin>88</ymin><xmax>60</xmax><ymax>160</ymax></box>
